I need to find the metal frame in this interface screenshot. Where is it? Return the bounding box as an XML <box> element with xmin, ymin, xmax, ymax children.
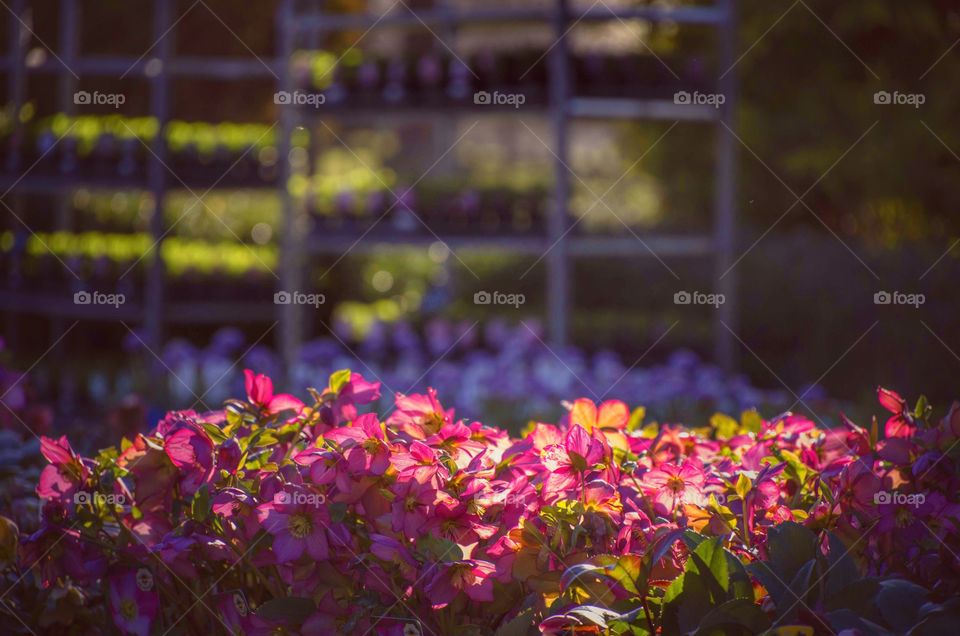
<box><xmin>281</xmin><ymin>0</ymin><xmax>739</xmax><ymax>367</ymax></box>
<box><xmin>1</xmin><ymin>0</ymin><xmax>739</xmax><ymax>379</ymax></box>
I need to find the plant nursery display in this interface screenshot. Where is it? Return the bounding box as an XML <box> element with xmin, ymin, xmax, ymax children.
<box><xmin>2</xmin><ymin>368</ymin><xmax>959</xmax><ymax>635</ymax></box>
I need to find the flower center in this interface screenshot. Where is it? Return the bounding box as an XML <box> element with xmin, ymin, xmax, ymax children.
<box><xmin>423</xmin><ymin>412</ymin><xmax>445</xmax><ymax>435</ymax></box>
<box><xmin>288</xmin><ymin>513</ymin><xmax>313</xmax><ymax>539</ymax></box>
<box><xmin>120</xmin><ymin>599</ymin><xmax>138</xmax><ymax>621</ymax></box>
<box><xmin>666</xmin><ymin>476</ymin><xmax>686</xmax><ymax>494</ymax></box>
<box><xmin>450</xmin><ymin>565</ymin><xmax>474</xmax><ymax>589</ymax></box>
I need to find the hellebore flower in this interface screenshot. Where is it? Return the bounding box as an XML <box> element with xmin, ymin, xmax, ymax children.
<box><xmin>163</xmin><ymin>420</ymin><xmax>215</xmax><ymax>497</ymax></box>
<box><xmin>245</xmin><ymin>369</ymin><xmax>304</xmax><ymax>415</ymax></box>
<box><xmin>388</xmin><ymin>388</ymin><xmax>453</xmax><ymax>439</ymax></box>
<box><xmin>424</xmin><ymin>559</ymin><xmax>496</xmax><ymax>608</ymax></box>
<box><xmin>642</xmin><ymin>461</ymin><xmax>706</xmax><ymax>514</ymax></box>
<box><xmin>324</xmin><ymin>412</ymin><xmax>391</xmax><ymax>475</ymax></box>
<box><xmin>330</xmin><ymin>372</ymin><xmax>382</xmax><ymax>424</ymax></box>
<box><xmin>256</xmin><ymin>489</ymin><xmax>330</xmax><ymax>563</ymax></box>
<box><xmin>567</xmin><ymin>398</ymin><xmax>631</xmax><ymax>449</ymax></box>
<box><xmin>37</xmin><ymin>436</ymin><xmax>88</xmax><ymax>504</ymax></box>
<box><xmin>540</xmin><ymin>425</ymin><xmax>605</xmax><ymax>498</ymax></box>
<box><xmin>108</xmin><ymin>568</ymin><xmax>160</xmax><ymax>636</ymax></box>
<box><xmin>390</xmin><ymin>440</ymin><xmax>449</xmax><ymax>484</ymax></box>
<box><xmin>390</xmin><ymin>478</ymin><xmax>437</xmax><ymax>537</ymax></box>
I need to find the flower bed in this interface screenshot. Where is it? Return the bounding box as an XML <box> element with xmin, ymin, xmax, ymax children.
<box><xmin>157</xmin><ymin>321</ymin><xmax>792</xmax><ymax>427</ymax></box>
<box><xmin>3</xmin><ymin>371</ymin><xmax>959</xmax><ymax>635</ymax></box>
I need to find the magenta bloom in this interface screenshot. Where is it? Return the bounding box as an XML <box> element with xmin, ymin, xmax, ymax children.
<box><xmin>245</xmin><ymin>369</ymin><xmax>304</xmax><ymax>414</ymax></box>
<box><xmin>424</xmin><ymin>559</ymin><xmax>496</xmax><ymax>608</ymax></box>
<box><xmin>540</xmin><ymin>424</ymin><xmax>605</xmax><ymax>497</ymax></box>
<box><xmin>390</xmin><ymin>440</ymin><xmax>448</xmax><ymax>484</ymax></box>
<box><xmin>163</xmin><ymin>420</ymin><xmax>215</xmax><ymax>496</ymax></box>
<box><xmin>324</xmin><ymin>412</ymin><xmax>391</xmax><ymax>475</ymax></box>
<box><xmin>37</xmin><ymin>435</ymin><xmax>88</xmax><ymax>504</ymax></box>
<box><xmin>108</xmin><ymin>568</ymin><xmax>160</xmax><ymax>636</ymax></box>
<box><xmin>387</xmin><ymin>388</ymin><xmax>453</xmax><ymax>439</ymax></box>
<box><xmin>642</xmin><ymin>462</ymin><xmax>706</xmax><ymax>513</ymax></box>
<box><xmin>331</xmin><ymin>372</ymin><xmax>382</xmax><ymax>424</ymax></box>
<box><xmin>256</xmin><ymin>490</ymin><xmax>330</xmax><ymax>563</ymax></box>
<box><xmin>390</xmin><ymin>478</ymin><xmax>437</xmax><ymax>537</ymax></box>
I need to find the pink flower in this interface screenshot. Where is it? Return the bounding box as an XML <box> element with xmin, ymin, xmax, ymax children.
<box><xmin>108</xmin><ymin>568</ymin><xmax>160</xmax><ymax>636</ymax></box>
<box><xmin>642</xmin><ymin>462</ymin><xmax>706</xmax><ymax>513</ymax></box>
<box><xmin>424</xmin><ymin>559</ymin><xmax>496</xmax><ymax>608</ymax></box>
<box><xmin>245</xmin><ymin>369</ymin><xmax>304</xmax><ymax>415</ymax></box>
<box><xmin>163</xmin><ymin>420</ymin><xmax>215</xmax><ymax>496</ymax></box>
<box><xmin>256</xmin><ymin>488</ymin><xmax>331</xmax><ymax>563</ymax></box>
<box><xmin>329</xmin><ymin>372</ymin><xmax>382</xmax><ymax>424</ymax></box>
<box><xmin>324</xmin><ymin>413</ymin><xmax>391</xmax><ymax>475</ymax></box>
<box><xmin>390</xmin><ymin>478</ymin><xmax>437</xmax><ymax>537</ymax></box>
<box><xmin>387</xmin><ymin>388</ymin><xmax>453</xmax><ymax>439</ymax></box>
<box><xmin>390</xmin><ymin>440</ymin><xmax>449</xmax><ymax>484</ymax></box>
<box><xmin>540</xmin><ymin>425</ymin><xmax>605</xmax><ymax>498</ymax></box>
<box><xmin>36</xmin><ymin>436</ymin><xmax>88</xmax><ymax>504</ymax></box>
<box><xmin>567</xmin><ymin>398</ymin><xmax>631</xmax><ymax>449</ymax></box>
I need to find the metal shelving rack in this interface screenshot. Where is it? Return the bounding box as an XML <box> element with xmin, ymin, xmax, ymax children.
<box><xmin>0</xmin><ymin>0</ymin><xmax>283</xmax><ymax>358</ymax></box>
<box><xmin>278</xmin><ymin>0</ymin><xmax>739</xmax><ymax>370</ymax></box>
<box><xmin>1</xmin><ymin>0</ymin><xmax>738</xmax><ymax>383</ymax></box>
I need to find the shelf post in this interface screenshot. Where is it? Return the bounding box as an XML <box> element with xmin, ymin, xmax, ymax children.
<box><xmin>547</xmin><ymin>0</ymin><xmax>571</xmax><ymax>347</ymax></box>
<box><xmin>714</xmin><ymin>0</ymin><xmax>738</xmax><ymax>371</ymax></box>
<box><xmin>277</xmin><ymin>0</ymin><xmax>302</xmax><ymax>385</ymax></box>
<box><xmin>145</xmin><ymin>0</ymin><xmax>172</xmax><ymax>393</ymax></box>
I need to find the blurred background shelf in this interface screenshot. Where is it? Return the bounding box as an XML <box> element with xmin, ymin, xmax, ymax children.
<box><xmin>0</xmin><ymin>0</ymin><xmax>739</xmax><ymax>392</ymax></box>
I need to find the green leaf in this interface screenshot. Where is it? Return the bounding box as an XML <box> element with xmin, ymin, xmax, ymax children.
<box><xmin>741</xmin><ymin>409</ymin><xmax>763</xmax><ymax>434</ymax></box>
<box><xmin>876</xmin><ymin>579</ymin><xmax>929</xmax><ymax>633</ymax></box>
<box><xmin>565</xmin><ymin>606</ymin><xmax>621</xmax><ymax>628</ymax></box>
<box><xmin>764</xmin><ymin>522</ymin><xmax>817</xmax><ymax>582</ymax></box>
<box><xmin>190</xmin><ymin>484</ymin><xmax>210</xmax><ymax>522</ymax></box>
<box><xmin>735</xmin><ymin>473</ymin><xmax>752</xmax><ymax>502</ymax></box>
<box><xmin>693</xmin><ymin>598</ymin><xmax>770</xmax><ymax>635</ymax></box>
<box><xmin>596</xmin><ymin>554</ymin><xmax>645</xmax><ymax>598</ymax></box>
<box><xmin>201</xmin><ymin>422</ymin><xmax>228</xmax><ymax>443</ymax></box>
<box><xmin>824</xmin><ymin>532</ymin><xmax>860</xmax><ymax>598</ymax></box>
<box><xmin>627</xmin><ymin>406</ymin><xmax>647</xmax><ymax>432</ymax></box>
<box><xmin>495</xmin><ymin>605</ymin><xmax>537</xmax><ymax>636</ymax></box>
<box><xmin>328</xmin><ymin>369</ymin><xmax>351</xmax><ymax>394</ymax></box>
<box><xmin>711</xmin><ymin>413</ymin><xmax>739</xmax><ymax>439</ymax></box>
<box><xmin>256</xmin><ymin>597</ymin><xmax>316</xmax><ymax>624</ymax></box>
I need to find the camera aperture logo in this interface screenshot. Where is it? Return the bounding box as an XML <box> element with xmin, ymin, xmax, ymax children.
<box><xmin>474</xmin><ymin>91</ymin><xmax>526</xmax><ymax>109</ymax></box>
<box><xmin>474</xmin><ymin>290</ymin><xmax>525</xmax><ymax>308</ymax></box>
<box><xmin>874</xmin><ymin>290</ymin><xmax>925</xmax><ymax>308</ymax></box>
<box><xmin>274</xmin><ymin>491</ymin><xmax>326</xmax><ymax>507</ymax></box>
<box><xmin>74</xmin><ymin>290</ymin><xmax>125</xmax><ymax>308</ymax></box>
<box><xmin>74</xmin><ymin>90</ymin><xmax>126</xmax><ymax>109</ymax></box>
<box><xmin>274</xmin><ymin>290</ymin><xmax>325</xmax><ymax>308</ymax></box>
<box><xmin>674</xmin><ymin>91</ymin><xmax>725</xmax><ymax>109</ymax></box>
<box><xmin>274</xmin><ymin>90</ymin><xmax>326</xmax><ymax>108</ymax></box>
<box><xmin>873</xmin><ymin>90</ymin><xmax>925</xmax><ymax>108</ymax></box>
<box><xmin>74</xmin><ymin>491</ymin><xmax>126</xmax><ymax>506</ymax></box>
<box><xmin>674</xmin><ymin>290</ymin><xmax>725</xmax><ymax>309</ymax></box>
<box><xmin>874</xmin><ymin>491</ymin><xmax>925</xmax><ymax>508</ymax></box>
